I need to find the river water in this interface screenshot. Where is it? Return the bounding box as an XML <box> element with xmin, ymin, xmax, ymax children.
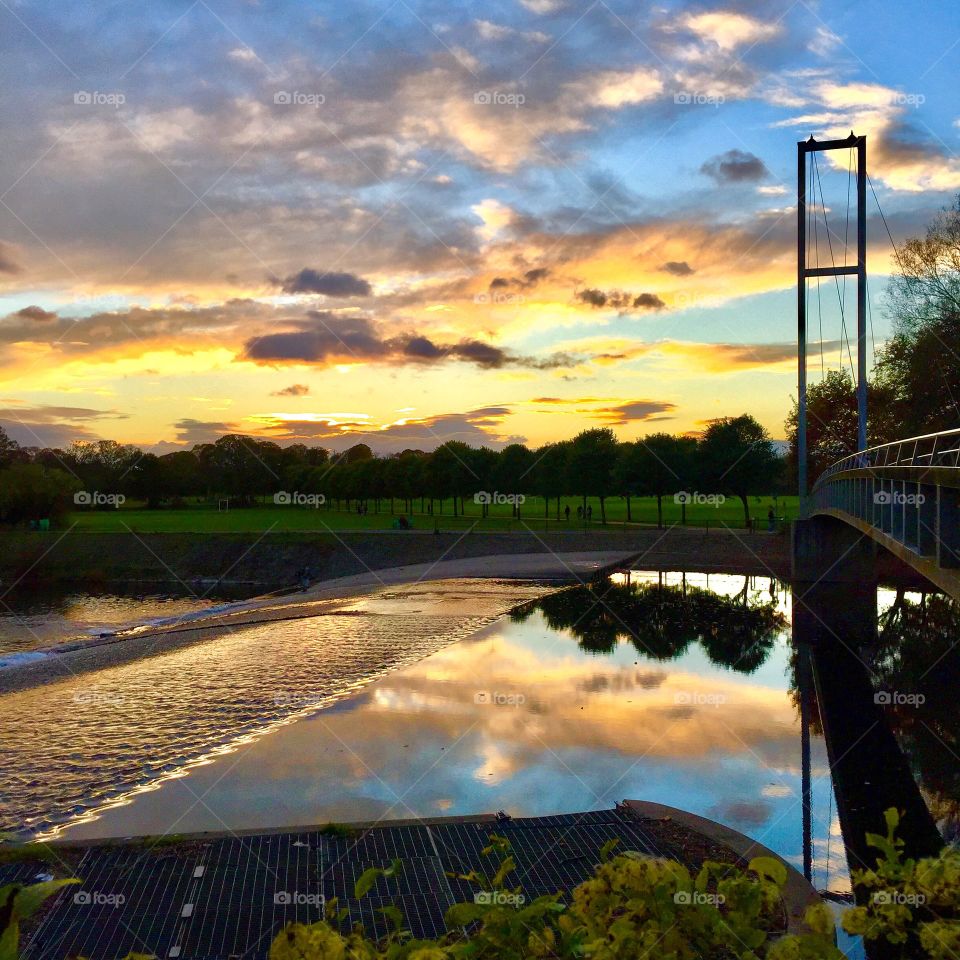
<box><xmin>2</xmin><ymin>570</ymin><xmax>954</xmax><ymax>929</ymax></box>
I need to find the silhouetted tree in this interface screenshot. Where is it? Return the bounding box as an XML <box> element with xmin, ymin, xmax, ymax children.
<box><xmin>699</xmin><ymin>415</ymin><xmax>780</xmax><ymax>526</ymax></box>
<box><xmin>568</xmin><ymin>428</ymin><xmax>618</xmax><ymax>523</ymax></box>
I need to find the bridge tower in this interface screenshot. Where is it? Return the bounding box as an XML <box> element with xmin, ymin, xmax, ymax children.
<box><xmin>797</xmin><ymin>133</ymin><xmax>867</xmax><ymax>515</ymax></box>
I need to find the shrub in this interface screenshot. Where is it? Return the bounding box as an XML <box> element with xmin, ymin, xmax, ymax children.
<box><xmin>3</xmin><ymin>811</ymin><xmax>957</xmax><ymax>959</ymax></box>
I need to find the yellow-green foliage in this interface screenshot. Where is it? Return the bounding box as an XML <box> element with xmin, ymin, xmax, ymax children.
<box><xmin>267</xmin><ymin>838</ymin><xmax>845</xmax><ymax>960</ymax></box>
<box><xmin>1</xmin><ymin>878</ymin><xmax>79</xmax><ymax>960</ymax></box>
<box><xmin>3</xmin><ymin>811</ymin><xmax>957</xmax><ymax>960</ymax></box>
<box><xmin>840</xmin><ymin>809</ymin><xmax>960</xmax><ymax>958</ymax></box>
<box><xmin>265</xmin><ymin>813</ymin><xmax>959</xmax><ymax>960</ymax></box>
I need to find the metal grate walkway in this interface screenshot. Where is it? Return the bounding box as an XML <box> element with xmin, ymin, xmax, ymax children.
<box><xmin>15</xmin><ymin>808</ymin><xmax>662</xmax><ymax>959</ymax></box>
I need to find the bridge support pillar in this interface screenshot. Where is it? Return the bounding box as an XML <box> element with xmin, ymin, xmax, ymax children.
<box><xmin>792</xmin><ymin>517</ymin><xmax>876</xmax><ymax>651</ymax></box>
<box><xmin>791</xmin><ymin>516</ymin><xmax>876</xmax><ymax>585</ymax></box>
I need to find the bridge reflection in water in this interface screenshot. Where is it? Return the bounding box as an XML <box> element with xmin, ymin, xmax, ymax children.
<box><xmin>527</xmin><ymin>573</ymin><xmax>957</xmax><ymax>941</ymax></box>
<box><xmin>795</xmin><ymin>427</ymin><xmax>959</xmax><ymax>875</ymax></box>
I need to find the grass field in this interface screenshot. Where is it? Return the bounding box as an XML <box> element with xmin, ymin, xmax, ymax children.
<box><xmin>65</xmin><ymin>494</ymin><xmax>800</xmax><ymax>534</ymax></box>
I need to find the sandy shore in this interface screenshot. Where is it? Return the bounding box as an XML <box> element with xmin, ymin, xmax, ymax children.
<box><xmin>0</xmin><ymin>550</ymin><xmax>635</xmax><ymax>695</ymax></box>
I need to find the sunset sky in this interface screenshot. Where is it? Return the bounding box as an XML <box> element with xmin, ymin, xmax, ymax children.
<box><xmin>0</xmin><ymin>0</ymin><xmax>957</xmax><ymax>453</ymax></box>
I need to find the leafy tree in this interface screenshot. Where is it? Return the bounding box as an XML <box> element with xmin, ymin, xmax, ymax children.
<box><xmin>0</xmin><ymin>463</ymin><xmax>80</xmax><ymax>524</ymax></box>
<box><xmin>466</xmin><ymin>446</ymin><xmax>498</xmax><ymax>517</ymax></box>
<box><xmin>698</xmin><ymin>414</ymin><xmax>780</xmax><ymax>526</ymax></box>
<box><xmin>874</xmin><ymin>194</ymin><xmax>960</xmax><ymax>437</ymax></box>
<box><xmin>205</xmin><ymin>435</ymin><xmax>281</xmax><ymax>504</ymax></box>
<box><xmin>784</xmin><ymin>370</ymin><xmax>894</xmax><ymax>485</ymax></box>
<box><xmin>0</xmin><ymin>425</ymin><xmax>20</xmax><ymax>468</ymax></box>
<box><xmin>786</xmin><ymin>369</ymin><xmax>858</xmax><ymax>486</ymax></box>
<box><xmin>160</xmin><ymin>451</ymin><xmax>205</xmax><ymax>498</ymax></box>
<box><xmin>67</xmin><ymin>439</ymin><xmax>141</xmax><ymax>494</ymax></box>
<box><xmin>529</xmin><ymin>441</ymin><xmax>570</xmax><ymax>519</ymax></box>
<box><xmin>567</xmin><ymin>428</ymin><xmax>618</xmax><ymax>523</ymax></box>
<box><xmin>125</xmin><ymin>452</ymin><xmax>165</xmax><ymax>508</ymax></box>
<box><xmin>427</xmin><ymin>442</ymin><xmax>474</xmax><ymax>516</ymax></box>
<box><xmin>344</xmin><ymin>442</ymin><xmax>373</xmax><ymax>463</ymax></box>
<box><xmin>494</xmin><ymin>443</ymin><xmax>533</xmax><ymax>518</ymax></box>
<box><xmin>385</xmin><ymin>452</ymin><xmax>422</xmax><ymax>514</ymax></box>
<box><xmin>632</xmin><ymin>433</ymin><xmax>689</xmax><ymax>528</ymax></box>
<box><xmin>612</xmin><ymin>442</ymin><xmax>641</xmax><ymax>521</ymax></box>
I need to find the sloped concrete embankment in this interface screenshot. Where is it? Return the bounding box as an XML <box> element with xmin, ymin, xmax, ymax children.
<box><xmin>0</xmin><ymin>527</ymin><xmax>792</xmax><ymax>590</ymax></box>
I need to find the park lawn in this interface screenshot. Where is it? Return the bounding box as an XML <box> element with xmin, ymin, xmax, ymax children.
<box><xmin>66</xmin><ymin>494</ymin><xmax>799</xmax><ymax>534</ymax></box>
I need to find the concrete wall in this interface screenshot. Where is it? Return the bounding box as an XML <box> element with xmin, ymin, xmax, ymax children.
<box><xmin>0</xmin><ymin>528</ymin><xmax>793</xmax><ymax>589</ymax></box>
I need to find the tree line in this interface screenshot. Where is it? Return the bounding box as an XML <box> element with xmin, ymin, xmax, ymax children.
<box><xmin>0</xmin><ymin>414</ymin><xmax>784</xmax><ymax>527</ymax></box>
<box><xmin>4</xmin><ymin>192</ymin><xmax>956</xmax><ymax>528</ymax></box>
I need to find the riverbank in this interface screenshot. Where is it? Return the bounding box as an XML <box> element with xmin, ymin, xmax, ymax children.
<box><xmin>0</xmin><ymin>526</ymin><xmax>792</xmax><ymax>590</ymax></box>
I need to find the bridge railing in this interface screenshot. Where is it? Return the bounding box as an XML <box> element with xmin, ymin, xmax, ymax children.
<box><xmin>816</xmin><ymin>427</ymin><xmax>960</xmax><ymax>484</ymax></box>
<box><xmin>810</xmin><ymin>428</ymin><xmax>960</xmax><ymax>581</ymax></box>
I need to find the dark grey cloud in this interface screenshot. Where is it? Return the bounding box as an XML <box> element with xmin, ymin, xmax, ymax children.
<box><xmin>401</xmin><ymin>335</ymin><xmax>446</xmax><ymax>360</ymax></box>
<box><xmin>271</xmin><ymin>383</ymin><xmax>310</xmax><ymax>396</ymax></box>
<box><xmin>0</xmin><ymin>405</ymin><xmax>127</xmax><ymax>448</ymax></box>
<box><xmin>700</xmin><ymin>149</ymin><xmax>769</xmax><ymax>184</ymax></box>
<box><xmin>450</xmin><ymin>339</ymin><xmax>509</xmax><ymax>368</ymax></box>
<box><xmin>592</xmin><ymin>400</ymin><xmax>676</xmax><ymax>424</ymax></box>
<box><xmin>14</xmin><ymin>305</ymin><xmax>58</xmax><ymax>322</ymax></box>
<box><xmin>243</xmin><ymin>313</ymin><xmax>386</xmax><ymax>362</ymax></box>
<box><xmin>276</xmin><ymin>269</ymin><xmax>372</xmax><ymax>297</ymax></box>
<box><xmin>243</xmin><ymin>313</ymin><xmax>577</xmax><ymax>371</ymax></box>
<box><xmin>575</xmin><ymin>289</ymin><xmax>666</xmax><ymax>312</ymax></box>
<box><xmin>488</xmin><ymin>267</ymin><xmax>550</xmax><ymax>291</ymax></box>
<box><xmin>659</xmin><ymin>260</ymin><xmax>694</xmax><ymax>276</ymax></box>
<box><xmin>0</xmin><ymin>299</ymin><xmax>279</xmax><ymax>355</ymax></box>
<box><xmin>0</xmin><ymin>405</ymin><xmax>127</xmax><ymax>423</ymax></box>
<box><xmin>632</xmin><ymin>292</ymin><xmax>665</xmax><ymax>310</ymax></box>
<box><xmin>577</xmin><ymin>288</ymin><xmax>608</xmax><ymax>308</ymax></box>
<box><xmin>171</xmin><ymin>419</ymin><xmax>239</xmax><ymax>445</ymax></box>
<box><xmin>0</xmin><ymin>420</ymin><xmax>100</xmax><ymax>448</ymax></box>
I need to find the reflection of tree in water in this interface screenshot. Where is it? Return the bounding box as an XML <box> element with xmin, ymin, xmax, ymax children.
<box><xmin>872</xmin><ymin>590</ymin><xmax>960</xmax><ymax>838</ymax></box>
<box><xmin>512</xmin><ymin>577</ymin><xmax>785</xmax><ymax>672</ymax></box>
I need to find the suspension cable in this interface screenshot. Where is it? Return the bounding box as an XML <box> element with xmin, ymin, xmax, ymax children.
<box><xmin>866</xmin><ymin>274</ymin><xmax>877</xmax><ymax>368</ymax></box>
<box><xmin>841</xmin><ymin>146</ymin><xmax>853</xmax><ymax>326</ymax></box>
<box><xmin>812</xmin><ymin>151</ymin><xmax>856</xmax><ymax>378</ymax></box>
<box><xmin>810</xmin><ymin>159</ymin><xmax>825</xmax><ymax>377</ymax></box>
<box><xmin>867</xmin><ymin>172</ymin><xmax>908</xmax><ymax>277</ymax></box>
